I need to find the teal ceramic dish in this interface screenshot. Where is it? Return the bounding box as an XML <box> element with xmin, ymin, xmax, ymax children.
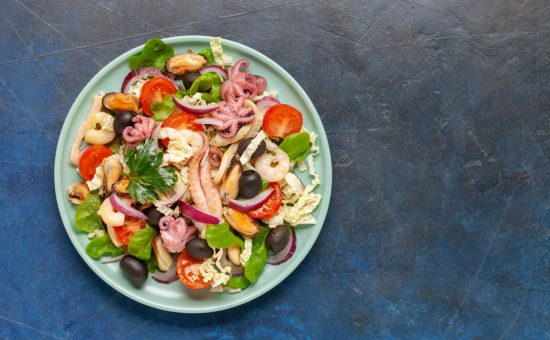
<box><xmin>54</xmin><ymin>36</ymin><xmax>332</xmax><ymax>313</ymax></box>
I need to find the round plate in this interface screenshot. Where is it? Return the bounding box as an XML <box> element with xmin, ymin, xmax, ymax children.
<box><xmin>54</xmin><ymin>36</ymin><xmax>332</xmax><ymax>313</ymax></box>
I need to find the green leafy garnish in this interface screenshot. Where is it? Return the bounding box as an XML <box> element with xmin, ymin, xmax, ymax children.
<box><xmin>75</xmin><ymin>191</ymin><xmax>103</xmax><ymax>233</ymax></box>
<box><xmin>226</xmin><ymin>276</ymin><xmax>251</xmax><ymax>289</ymax></box>
<box><xmin>244</xmin><ymin>227</ymin><xmax>269</xmax><ymax>284</ymax></box>
<box><xmin>146</xmin><ymin>252</ymin><xmax>160</xmax><ymax>273</ymax></box>
<box><xmin>198</xmin><ymin>47</ymin><xmax>214</xmax><ymax>65</ymax></box>
<box><xmin>279</xmin><ymin>131</ymin><xmax>311</xmax><ymax>162</ymax></box>
<box><xmin>151</xmin><ymin>93</ymin><xmax>176</xmax><ymax>122</ymax></box>
<box><xmin>127</xmin><ymin>224</ymin><xmax>156</xmax><ymax>260</ymax></box>
<box><xmin>180</xmin><ymin>72</ymin><xmax>222</xmax><ymax>103</ymax></box>
<box><xmin>205</xmin><ymin>223</ymin><xmax>244</xmax><ymax>249</ymax></box>
<box><xmin>261</xmin><ymin>180</ymin><xmax>269</xmax><ymax>192</ymax></box>
<box><xmin>125</xmin><ymin>139</ymin><xmax>178</xmax><ymax>203</ymax></box>
<box><xmin>86</xmin><ymin>235</ymin><xmax>124</xmax><ymax>260</ymax></box>
<box><xmin>128</xmin><ymin>38</ymin><xmax>174</xmax><ymax>71</ymax></box>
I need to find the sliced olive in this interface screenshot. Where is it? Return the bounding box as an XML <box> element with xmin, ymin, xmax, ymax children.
<box><xmin>119</xmin><ymin>255</ymin><xmax>148</xmax><ymax>287</ymax></box>
<box><xmin>113</xmin><ymin>111</ymin><xmax>136</xmax><ymax>136</ymax></box>
<box><xmin>266</xmin><ymin>226</ymin><xmax>291</xmax><ymax>253</ymax></box>
<box><xmin>102</xmin><ymin>92</ymin><xmax>139</xmax><ymax>115</ymax></box>
<box><xmin>186</xmin><ymin>238</ymin><xmax>213</xmax><ymax>259</ymax></box>
<box><xmin>238</xmin><ymin>170</ymin><xmax>262</xmax><ymax>198</ymax></box>
<box><xmin>237</xmin><ymin>137</ymin><xmax>266</xmax><ymax>160</ymax></box>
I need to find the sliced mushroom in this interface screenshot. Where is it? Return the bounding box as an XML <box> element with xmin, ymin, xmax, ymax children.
<box><xmin>152</xmin><ymin>236</ymin><xmax>173</xmax><ymax>272</ymax></box>
<box><xmin>112</xmin><ymin>177</ymin><xmax>130</xmax><ymax>196</ymax></box>
<box><xmin>227</xmin><ymin>244</ymin><xmax>241</xmax><ymax>266</ymax></box>
<box><xmin>67</xmin><ymin>182</ymin><xmax>90</xmax><ymax>204</ymax></box>
<box><xmin>165</xmin><ymin>52</ymin><xmax>207</xmax><ymax>76</ymax></box>
<box><xmin>220</xmin><ymin>164</ymin><xmax>241</xmax><ymax>203</ymax></box>
<box><xmin>103</xmin><ymin>157</ymin><xmax>122</xmax><ymax>194</ymax></box>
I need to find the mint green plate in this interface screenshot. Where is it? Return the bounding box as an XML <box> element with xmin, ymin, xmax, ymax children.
<box><xmin>54</xmin><ymin>36</ymin><xmax>332</xmax><ymax>313</ymax></box>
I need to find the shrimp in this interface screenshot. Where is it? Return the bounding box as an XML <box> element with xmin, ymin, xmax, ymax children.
<box><xmin>159</xmin><ymin>128</ymin><xmax>204</xmax><ymax>168</ymax></box>
<box><xmin>254</xmin><ymin>146</ymin><xmax>290</xmax><ymax>182</ymax></box>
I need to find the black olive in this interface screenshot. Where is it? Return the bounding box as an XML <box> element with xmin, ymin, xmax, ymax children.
<box><xmin>119</xmin><ymin>255</ymin><xmax>148</xmax><ymax>287</ymax></box>
<box><xmin>144</xmin><ymin>206</ymin><xmax>163</xmax><ymax>229</ymax></box>
<box><xmin>182</xmin><ymin>72</ymin><xmax>200</xmax><ymax>89</ymax></box>
<box><xmin>113</xmin><ymin>111</ymin><xmax>136</xmax><ymax>136</ymax></box>
<box><xmin>186</xmin><ymin>238</ymin><xmax>213</xmax><ymax>259</ymax></box>
<box><xmin>238</xmin><ymin>170</ymin><xmax>262</xmax><ymax>198</ymax></box>
<box><xmin>266</xmin><ymin>226</ymin><xmax>291</xmax><ymax>253</ymax></box>
<box><xmin>237</xmin><ymin>138</ymin><xmax>266</xmax><ymax>160</ymax></box>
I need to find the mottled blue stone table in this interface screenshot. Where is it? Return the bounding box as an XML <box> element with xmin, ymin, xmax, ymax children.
<box><xmin>1</xmin><ymin>0</ymin><xmax>548</xmax><ymax>338</ymax></box>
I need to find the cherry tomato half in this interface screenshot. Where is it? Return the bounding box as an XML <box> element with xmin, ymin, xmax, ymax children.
<box><xmin>139</xmin><ymin>77</ymin><xmax>177</xmax><ymax>116</ymax></box>
<box><xmin>160</xmin><ymin>111</ymin><xmax>204</xmax><ymax>147</ymax></box>
<box><xmin>262</xmin><ymin>104</ymin><xmax>303</xmax><ymax>139</ymax></box>
<box><xmin>247</xmin><ymin>182</ymin><xmax>283</xmax><ymax>219</ymax></box>
<box><xmin>176</xmin><ymin>250</ymin><xmax>212</xmax><ymax>290</ymax></box>
<box><xmin>113</xmin><ymin>216</ymin><xmax>146</xmax><ymax>246</ymax></box>
<box><xmin>78</xmin><ymin>145</ymin><xmax>113</xmax><ymax>181</ymax></box>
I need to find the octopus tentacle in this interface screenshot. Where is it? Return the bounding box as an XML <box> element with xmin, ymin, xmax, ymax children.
<box><xmin>159</xmin><ymin>216</ymin><xmax>196</xmax><ymax>253</ymax></box>
<box><xmin>122</xmin><ymin>115</ymin><xmax>155</xmax><ymax>148</ymax></box>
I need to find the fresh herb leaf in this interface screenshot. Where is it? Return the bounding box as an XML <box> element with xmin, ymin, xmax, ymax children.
<box><xmin>198</xmin><ymin>48</ymin><xmax>214</xmax><ymax>65</ymax></box>
<box><xmin>127</xmin><ymin>224</ymin><xmax>156</xmax><ymax>260</ymax></box>
<box><xmin>205</xmin><ymin>223</ymin><xmax>244</xmax><ymax>249</ymax></box>
<box><xmin>146</xmin><ymin>252</ymin><xmax>160</xmax><ymax>273</ymax></box>
<box><xmin>128</xmin><ymin>38</ymin><xmax>174</xmax><ymax>71</ymax></box>
<box><xmin>187</xmin><ymin>72</ymin><xmax>222</xmax><ymax>103</ymax></box>
<box><xmin>75</xmin><ymin>191</ymin><xmax>104</xmax><ymax>233</ymax></box>
<box><xmin>85</xmin><ymin>235</ymin><xmax>123</xmax><ymax>260</ymax></box>
<box><xmin>226</xmin><ymin>276</ymin><xmax>251</xmax><ymax>289</ymax></box>
<box><xmin>125</xmin><ymin>139</ymin><xmax>177</xmax><ymax>203</ymax></box>
<box><xmin>279</xmin><ymin>132</ymin><xmax>311</xmax><ymax>162</ymax></box>
<box><xmin>261</xmin><ymin>180</ymin><xmax>269</xmax><ymax>192</ymax></box>
<box><xmin>151</xmin><ymin>93</ymin><xmax>176</xmax><ymax>122</ymax></box>
<box><xmin>244</xmin><ymin>227</ymin><xmax>269</xmax><ymax>284</ymax></box>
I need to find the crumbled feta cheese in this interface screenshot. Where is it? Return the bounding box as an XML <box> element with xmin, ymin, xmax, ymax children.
<box><xmin>239</xmin><ymin>238</ymin><xmax>253</xmax><ymax>265</ymax></box>
<box><xmin>239</xmin><ymin>131</ymin><xmax>265</xmax><ymax>165</ymax></box>
<box><xmin>86</xmin><ymin>164</ymin><xmax>104</xmax><ymax>193</ymax></box>
<box><xmin>210</xmin><ymin>37</ymin><xmax>233</xmax><ymax>67</ymax></box>
<box><xmin>158</xmin><ymin>128</ymin><xmax>195</xmax><ymax>168</ymax></box>
<box><xmin>153</xmin><ymin>201</ymin><xmax>180</xmax><ymax>217</ymax></box>
<box><xmin>199</xmin><ymin>248</ymin><xmax>231</xmax><ymax>287</ymax></box>
<box><xmin>87</xmin><ymin>228</ymin><xmax>105</xmax><ymax>239</ymax></box>
<box><xmin>127</xmin><ymin>78</ymin><xmax>149</xmax><ymax>98</ymax></box>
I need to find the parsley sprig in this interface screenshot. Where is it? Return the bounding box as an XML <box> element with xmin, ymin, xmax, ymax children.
<box><xmin>124</xmin><ymin>139</ymin><xmax>177</xmax><ymax>203</ymax></box>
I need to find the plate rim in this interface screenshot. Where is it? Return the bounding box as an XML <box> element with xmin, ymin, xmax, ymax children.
<box><xmin>54</xmin><ymin>35</ymin><xmax>332</xmax><ymax>313</ymax></box>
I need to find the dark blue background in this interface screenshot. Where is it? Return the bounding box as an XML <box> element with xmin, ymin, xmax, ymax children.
<box><xmin>0</xmin><ymin>0</ymin><xmax>548</xmax><ymax>338</ymax></box>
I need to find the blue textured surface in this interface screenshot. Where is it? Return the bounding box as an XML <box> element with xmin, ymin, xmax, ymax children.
<box><xmin>0</xmin><ymin>0</ymin><xmax>548</xmax><ymax>338</ymax></box>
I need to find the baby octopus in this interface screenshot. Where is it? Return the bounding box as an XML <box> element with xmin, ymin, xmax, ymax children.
<box><xmin>122</xmin><ymin>115</ymin><xmax>156</xmax><ymax>148</ymax></box>
<box><xmin>212</xmin><ymin>59</ymin><xmax>267</xmax><ymax>139</ymax></box>
<box><xmin>159</xmin><ymin>216</ymin><xmax>196</xmax><ymax>253</ymax></box>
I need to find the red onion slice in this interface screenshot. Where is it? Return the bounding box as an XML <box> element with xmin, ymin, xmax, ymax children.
<box><xmin>172</xmin><ymin>96</ymin><xmax>220</xmax><ymax>115</ymax></box>
<box><xmin>200</xmin><ymin>65</ymin><xmax>227</xmax><ymax>79</ymax></box>
<box><xmin>152</xmin><ymin>264</ymin><xmax>178</xmax><ymax>284</ymax></box>
<box><xmin>267</xmin><ymin>227</ymin><xmax>296</xmax><ymax>265</ymax></box>
<box><xmin>101</xmin><ymin>254</ymin><xmax>125</xmax><ymax>264</ymax></box>
<box><xmin>179</xmin><ymin>202</ymin><xmax>222</xmax><ymax>225</ymax></box>
<box><xmin>228</xmin><ymin>187</ymin><xmax>274</xmax><ymax>212</ymax></box>
<box><xmin>256</xmin><ymin>96</ymin><xmax>280</xmax><ymax>112</ymax></box>
<box><xmin>109</xmin><ymin>194</ymin><xmax>147</xmax><ymax>219</ymax></box>
<box><xmin>156</xmin><ymin>175</ymin><xmax>186</xmax><ymax>206</ymax></box>
<box><xmin>192</xmin><ymin>118</ymin><xmax>224</xmax><ymax>127</ymax></box>
<box><xmin>121</xmin><ymin>67</ymin><xmax>177</xmax><ymax>93</ymax></box>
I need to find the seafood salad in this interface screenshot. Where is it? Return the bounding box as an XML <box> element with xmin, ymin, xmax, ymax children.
<box><xmin>67</xmin><ymin>37</ymin><xmax>322</xmax><ymax>293</ymax></box>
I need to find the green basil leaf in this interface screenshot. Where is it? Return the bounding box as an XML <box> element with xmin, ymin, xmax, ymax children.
<box><xmin>75</xmin><ymin>191</ymin><xmax>104</xmax><ymax>233</ymax></box>
<box><xmin>85</xmin><ymin>235</ymin><xmax>122</xmax><ymax>260</ymax></box>
<box><xmin>127</xmin><ymin>225</ymin><xmax>156</xmax><ymax>260</ymax></box>
<box><xmin>188</xmin><ymin>72</ymin><xmax>222</xmax><ymax>103</ymax></box>
<box><xmin>128</xmin><ymin>38</ymin><xmax>174</xmax><ymax>71</ymax></box>
<box><xmin>205</xmin><ymin>223</ymin><xmax>244</xmax><ymax>249</ymax></box>
<box><xmin>244</xmin><ymin>227</ymin><xmax>269</xmax><ymax>284</ymax></box>
<box><xmin>151</xmin><ymin>94</ymin><xmax>176</xmax><ymax>122</ymax></box>
<box><xmin>146</xmin><ymin>253</ymin><xmax>160</xmax><ymax>273</ymax></box>
<box><xmin>226</xmin><ymin>276</ymin><xmax>251</xmax><ymax>289</ymax></box>
<box><xmin>279</xmin><ymin>132</ymin><xmax>311</xmax><ymax>162</ymax></box>
<box><xmin>198</xmin><ymin>48</ymin><xmax>214</xmax><ymax>65</ymax></box>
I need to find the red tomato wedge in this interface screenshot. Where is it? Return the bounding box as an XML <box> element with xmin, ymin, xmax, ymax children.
<box><xmin>262</xmin><ymin>104</ymin><xmax>303</xmax><ymax>139</ymax></box>
<box><xmin>160</xmin><ymin>111</ymin><xmax>204</xmax><ymax>147</ymax></box>
<box><xmin>176</xmin><ymin>250</ymin><xmax>212</xmax><ymax>290</ymax></box>
<box><xmin>113</xmin><ymin>217</ymin><xmax>146</xmax><ymax>246</ymax></box>
<box><xmin>247</xmin><ymin>182</ymin><xmax>283</xmax><ymax>219</ymax></box>
<box><xmin>78</xmin><ymin>145</ymin><xmax>113</xmax><ymax>181</ymax></box>
<box><xmin>139</xmin><ymin>77</ymin><xmax>177</xmax><ymax>116</ymax></box>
